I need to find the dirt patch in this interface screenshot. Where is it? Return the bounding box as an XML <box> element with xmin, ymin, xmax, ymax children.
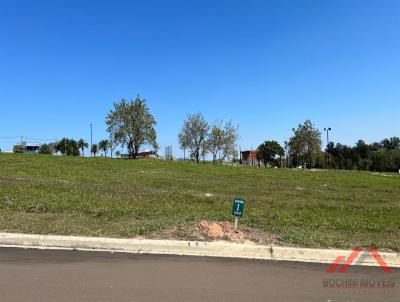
<box><xmin>149</xmin><ymin>220</ymin><xmax>285</xmax><ymax>245</ymax></box>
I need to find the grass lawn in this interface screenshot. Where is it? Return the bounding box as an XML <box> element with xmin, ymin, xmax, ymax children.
<box><xmin>0</xmin><ymin>153</ymin><xmax>399</xmax><ymax>251</ymax></box>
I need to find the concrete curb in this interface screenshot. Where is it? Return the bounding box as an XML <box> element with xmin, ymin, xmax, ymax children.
<box><xmin>0</xmin><ymin>232</ymin><xmax>399</xmax><ymax>268</ymax></box>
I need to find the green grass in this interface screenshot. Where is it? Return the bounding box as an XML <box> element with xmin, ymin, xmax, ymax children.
<box><xmin>0</xmin><ymin>153</ymin><xmax>399</xmax><ymax>251</ymax></box>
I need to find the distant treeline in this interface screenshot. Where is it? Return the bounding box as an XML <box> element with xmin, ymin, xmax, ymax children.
<box><xmin>258</xmin><ymin>120</ymin><xmax>400</xmax><ymax>172</ymax></box>
<box><xmin>323</xmin><ymin>138</ymin><xmax>400</xmax><ymax>172</ymax></box>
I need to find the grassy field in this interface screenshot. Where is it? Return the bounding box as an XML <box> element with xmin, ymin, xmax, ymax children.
<box><xmin>0</xmin><ymin>153</ymin><xmax>399</xmax><ymax>251</ymax></box>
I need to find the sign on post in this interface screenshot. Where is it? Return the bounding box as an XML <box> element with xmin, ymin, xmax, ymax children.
<box><xmin>232</xmin><ymin>197</ymin><xmax>245</xmax><ymax>230</ymax></box>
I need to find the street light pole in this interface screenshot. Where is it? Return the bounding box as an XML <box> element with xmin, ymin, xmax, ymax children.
<box><xmin>324</xmin><ymin>127</ymin><xmax>332</xmax><ymax>168</ymax></box>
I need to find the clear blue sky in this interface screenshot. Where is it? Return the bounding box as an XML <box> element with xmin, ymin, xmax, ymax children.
<box><xmin>1</xmin><ymin>0</ymin><xmax>399</xmax><ymax>156</ymax></box>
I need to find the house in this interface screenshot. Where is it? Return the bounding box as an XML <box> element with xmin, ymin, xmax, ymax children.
<box><xmin>240</xmin><ymin>150</ymin><xmax>259</xmax><ymax>166</ymax></box>
<box><xmin>14</xmin><ymin>142</ymin><xmax>40</xmax><ymax>154</ymax></box>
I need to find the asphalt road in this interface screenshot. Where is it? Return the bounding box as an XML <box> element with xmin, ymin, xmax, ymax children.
<box><xmin>0</xmin><ymin>247</ymin><xmax>398</xmax><ymax>302</ymax></box>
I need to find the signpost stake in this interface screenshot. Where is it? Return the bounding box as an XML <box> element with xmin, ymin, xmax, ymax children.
<box><xmin>234</xmin><ymin>216</ymin><xmax>239</xmax><ymax>230</ymax></box>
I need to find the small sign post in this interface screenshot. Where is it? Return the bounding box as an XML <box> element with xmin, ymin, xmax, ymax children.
<box><xmin>232</xmin><ymin>197</ymin><xmax>245</xmax><ymax>230</ymax></box>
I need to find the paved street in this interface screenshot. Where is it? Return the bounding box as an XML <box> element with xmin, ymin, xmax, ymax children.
<box><xmin>0</xmin><ymin>247</ymin><xmax>398</xmax><ymax>301</ymax></box>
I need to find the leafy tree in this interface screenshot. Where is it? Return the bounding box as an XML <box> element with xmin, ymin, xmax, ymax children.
<box><xmin>106</xmin><ymin>96</ymin><xmax>157</xmax><ymax>159</ymax></box>
<box><xmin>381</xmin><ymin>137</ymin><xmax>400</xmax><ymax>150</ymax></box>
<box><xmin>77</xmin><ymin>139</ymin><xmax>88</xmax><ymax>156</ymax></box>
<box><xmin>354</xmin><ymin>140</ymin><xmax>370</xmax><ymax>170</ymax></box>
<box><xmin>38</xmin><ymin>144</ymin><xmax>52</xmax><ymax>155</ymax></box>
<box><xmin>325</xmin><ymin>141</ymin><xmax>335</xmax><ymax>168</ymax></box>
<box><xmin>178</xmin><ymin>113</ymin><xmax>209</xmax><ymax>163</ymax></box>
<box><xmin>55</xmin><ymin>138</ymin><xmax>80</xmax><ymax>156</ymax></box>
<box><xmin>392</xmin><ymin>149</ymin><xmax>400</xmax><ymax>171</ymax></box>
<box><xmin>115</xmin><ymin>150</ymin><xmax>121</xmax><ymax>158</ymax></box>
<box><xmin>91</xmin><ymin>144</ymin><xmax>98</xmax><ymax>156</ymax></box>
<box><xmin>331</xmin><ymin>143</ymin><xmax>354</xmax><ymax>170</ymax></box>
<box><xmin>207</xmin><ymin>120</ymin><xmax>239</xmax><ymax>163</ymax></box>
<box><xmin>257</xmin><ymin>140</ymin><xmax>284</xmax><ymax>167</ymax></box>
<box><xmin>370</xmin><ymin>149</ymin><xmax>390</xmax><ymax>171</ymax></box>
<box><xmin>98</xmin><ymin>139</ymin><xmax>109</xmax><ymax>157</ymax></box>
<box><xmin>13</xmin><ymin>144</ymin><xmax>24</xmax><ymax>153</ymax></box>
<box><xmin>288</xmin><ymin>120</ymin><xmax>322</xmax><ymax>168</ymax></box>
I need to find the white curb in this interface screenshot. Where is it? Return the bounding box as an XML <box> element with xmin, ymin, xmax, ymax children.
<box><xmin>0</xmin><ymin>232</ymin><xmax>399</xmax><ymax>268</ymax></box>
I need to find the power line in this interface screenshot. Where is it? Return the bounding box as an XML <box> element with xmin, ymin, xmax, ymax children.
<box><xmin>24</xmin><ymin>137</ymin><xmax>58</xmax><ymax>141</ymax></box>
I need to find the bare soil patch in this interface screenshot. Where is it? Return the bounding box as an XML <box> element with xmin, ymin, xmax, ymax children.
<box><xmin>149</xmin><ymin>220</ymin><xmax>285</xmax><ymax>245</ymax></box>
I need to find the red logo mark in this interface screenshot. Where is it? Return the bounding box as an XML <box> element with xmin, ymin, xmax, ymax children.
<box><xmin>327</xmin><ymin>248</ymin><xmax>392</xmax><ymax>273</ymax></box>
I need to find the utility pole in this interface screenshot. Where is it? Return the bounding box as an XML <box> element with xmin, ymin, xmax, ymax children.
<box><xmin>324</xmin><ymin>127</ymin><xmax>332</xmax><ymax>168</ymax></box>
<box><xmin>90</xmin><ymin>123</ymin><xmax>93</xmax><ymax>157</ymax></box>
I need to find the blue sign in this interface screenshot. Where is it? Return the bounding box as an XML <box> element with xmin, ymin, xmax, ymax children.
<box><xmin>232</xmin><ymin>197</ymin><xmax>245</xmax><ymax>217</ymax></box>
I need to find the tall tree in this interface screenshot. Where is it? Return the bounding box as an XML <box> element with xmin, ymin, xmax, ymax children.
<box><xmin>98</xmin><ymin>139</ymin><xmax>109</xmax><ymax>157</ymax></box>
<box><xmin>207</xmin><ymin>120</ymin><xmax>239</xmax><ymax>163</ymax></box>
<box><xmin>284</xmin><ymin>140</ymin><xmax>289</xmax><ymax>168</ymax></box>
<box><xmin>355</xmin><ymin>140</ymin><xmax>371</xmax><ymax>170</ymax></box>
<box><xmin>106</xmin><ymin>96</ymin><xmax>157</xmax><ymax>159</ymax></box>
<box><xmin>77</xmin><ymin>138</ymin><xmax>88</xmax><ymax>157</ymax></box>
<box><xmin>178</xmin><ymin>113</ymin><xmax>209</xmax><ymax>163</ymax></box>
<box><xmin>257</xmin><ymin>140</ymin><xmax>284</xmax><ymax>167</ymax></box>
<box><xmin>288</xmin><ymin>120</ymin><xmax>322</xmax><ymax>168</ymax></box>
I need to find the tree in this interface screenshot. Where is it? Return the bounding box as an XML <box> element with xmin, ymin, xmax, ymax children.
<box><xmin>77</xmin><ymin>139</ymin><xmax>88</xmax><ymax>157</ymax></box>
<box><xmin>38</xmin><ymin>144</ymin><xmax>52</xmax><ymax>155</ymax></box>
<box><xmin>257</xmin><ymin>140</ymin><xmax>284</xmax><ymax>167</ymax></box>
<box><xmin>207</xmin><ymin>120</ymin><xmax>239</xmax><ymax>163</ymax></box>
<box><xmin>98</xmin><ymin>139</ymin><xmax>109</xmax><ymax>157</ymax></box>
<box><xmin>109</xmin><ymin>136</ymin><xmax>117</xmax><ymax>158</ymax></box>
<box><xmin>91</xmin><ymin>144</ymin><xmax>98</xmax><ymax>157</ymax></box>
<box><xmin>178</xmin><ymin>113</ymin><xmax>209</xmax><ymax>163</ymax></box>
<box><xmin>55</xmin><ymin>138</ymin><xmax>80</xmax><ymax>156</ymax></box>
<box><xmin>355</xmin><ymin>140</ymin><xmax>370</xmax><ymax>170</ymax></box>
<box><xmin>284</xmin><ymin>140</ymin><xmax>289</xmax><ymax>168</ymax></box>
<box><xmin>325</xmin><ymin>141</ymin><xmax>335</xmax><ymax>168</ymax></box>
<box><xmin>381</xmin><ymin>137</ymin><xmax>400</xmax><ymax>150</ymax></box>
<box><xmin>106</xmin><ymin>96</ymin><xmax>158</xmax><ymax>159</ymax></box>
<box><xmin>288</xmin><ymin>120</ymin><xmax>322</xmax><ymax>168</ymax></box>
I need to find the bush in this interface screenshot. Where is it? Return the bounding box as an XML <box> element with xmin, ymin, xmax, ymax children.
<box><xmin>13</xmin><ymin>145</ymin><xmax>24</xmax><ymax>153</ymax></box>
<box><xmin>38</xmin><ymin>144</ymin><xmax>53</xmax><ymax>155</ymax></box>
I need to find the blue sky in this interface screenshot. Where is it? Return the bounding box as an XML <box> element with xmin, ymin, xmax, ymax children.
<box><xmin>1</xmin><ymin>0</ymin><xmax>399</xmax><ymax>156</ymax></box>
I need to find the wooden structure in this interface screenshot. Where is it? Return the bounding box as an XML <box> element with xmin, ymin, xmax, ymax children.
<box><xmin>240</xmin><ymin>150</ymin><xmax>259</xmax><ymax>166</ymax></box>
